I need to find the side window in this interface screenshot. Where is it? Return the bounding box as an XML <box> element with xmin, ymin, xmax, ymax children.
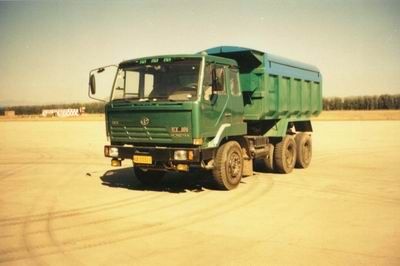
<box><xmin>230</xmin><ymin>68</ymin><xmax>241</xmax><ymax>96</ymax></box>
<box><xmin>125</xmin><ymin>71</ymin><xmax>140</xmax><ymax>97</ymax></box>
<box><xmin>144</xmin><ymin>73</ymin><xmax>154</xmax><ymax>97</ymax></box>
<box><xmin>112</xmin><ymin>69</ymin><xmax>125</xmax><ymax>99</ymax></box>
<box><xmin>203</xmin><ymin>64</ymin><xmax>226</xmax><ymax>101</ymax></box>
<box><xmin>203</xmin><ymin>64</ymin><xmax>212</xmax><ymax>101</ymax></box>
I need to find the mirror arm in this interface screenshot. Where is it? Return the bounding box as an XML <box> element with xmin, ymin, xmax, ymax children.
<box><xmin>89</xmin><ymin>64</ymin><xmax>118</xmax><ymax>74</ymax></box>
<box><xmin>88</xmin><ymin>90</ymin><xmax>106</xmax><ymax>103</ymax></box>
<box><xmin>88</xmin><ymin>76</ymin><xmax>106</xmax><ymax>103</ymax></box>
<box><xmin>87</xmin><ymin>65</ymin><xmax>118</xmax><ymax>103</ymax></box>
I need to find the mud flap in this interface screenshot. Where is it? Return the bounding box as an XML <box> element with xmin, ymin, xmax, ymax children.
<box><xmin>242</xmin><ymin>157</ymin><xmax>253</xmax><ymax>177</ymax></box>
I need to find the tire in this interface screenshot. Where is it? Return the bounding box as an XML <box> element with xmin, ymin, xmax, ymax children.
<box><xmin>273</xmin><ymin>136</ymin><xmax>296</xmax><ymax>174</ymax></box>
<box><xmin>263</xmin><ymin>143</ymin><xmax>274</xmax><ymax>172</ymax></box>
<box><xmin>212</xmin><ymin>141</ymin><xmax>243</xmax><ymax>190</ymax></box>
<box><xmin>295</xmin><ymin>133</ymin><xmax>312</xmax><ymax>168</ymax></box>
<box><xmin>134</xmin><ymin>167</ymin><xmax>165</xmax><ymax>186</ymax></box>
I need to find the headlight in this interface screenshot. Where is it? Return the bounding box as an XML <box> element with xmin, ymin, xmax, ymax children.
<box><xmin>109</xmin><ymin>147</ymin><xmax>119</xmax><ymax>157</ymax></box>
<box><xmin>174</xmin><ymin>150</ymin><xmax>187</xmax><ymax>160</ymax></box>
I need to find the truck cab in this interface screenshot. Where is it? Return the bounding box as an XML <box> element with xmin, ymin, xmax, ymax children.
<box><xmin>105</xmin><ymin>54</ymin><xmax>246</xmax><ymax>147</ymax></box>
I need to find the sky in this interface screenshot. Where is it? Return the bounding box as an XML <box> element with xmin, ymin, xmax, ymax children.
<box><xmin>0</xmin><ymin>0</ymin><xmax>399</xmax><ymax>106</ymax></box>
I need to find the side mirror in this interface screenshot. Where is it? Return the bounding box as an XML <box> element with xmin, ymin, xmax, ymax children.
<box><xmin>88</xmin><ymin>64</ymin><xmax>117</xmax><ymax>102</ymax></box>
<box><xmin>89</xmin><ymin>74</ymin><xmax>96</xmax><ymax>95</ymax></box>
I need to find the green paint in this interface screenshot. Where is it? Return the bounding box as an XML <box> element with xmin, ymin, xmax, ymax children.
<box><xmin>105</xmin><ymin>46</ymin><xmax>322</xmax><ymax>148</ymax></box>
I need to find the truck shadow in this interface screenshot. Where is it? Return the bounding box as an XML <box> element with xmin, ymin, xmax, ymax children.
<box><xmin>100</xmin><ymin>167</ymin><xmax>216</xmax><ymax>193</ymax></box>
<box><xmin>253</xmin><ymin>159</ymin><xmax>275</xmax><ymax>173</ymax></box>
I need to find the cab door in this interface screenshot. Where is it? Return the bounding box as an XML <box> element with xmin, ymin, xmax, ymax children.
<box><xmin>200</xmin><ymin>64</ymin><xmax>231</xmax><ymax>139</ymax></box>
<box><xmin>227</xmin><ymin>67</ymin><xmax>244</xmax><ymax>126</ymax></box>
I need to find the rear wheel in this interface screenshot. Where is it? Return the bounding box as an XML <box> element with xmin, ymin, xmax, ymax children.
<box><xmin>134</xmin><ymin>167</ymin><xmax>165</xmax><ymax>186</ymax></box>
<box><xmin>212</xmin><ymin>141</ymin><xmax>243</xmax><ymax>190</ymax></box>
<box><xmin>274</xmin><ymin>136</ymin><xmax>296</xmax><ymax>174</ymax></box>
<box><xmin>295</xmin><ymin>133</ymin><xmax>312</xmax><ymax>168</ymax></box>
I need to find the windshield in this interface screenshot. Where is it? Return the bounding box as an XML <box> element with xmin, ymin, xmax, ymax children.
<box><xmin>111</xmin><ymin>58</ymin><xmax>201</xmax><ymax>102</ymax></box>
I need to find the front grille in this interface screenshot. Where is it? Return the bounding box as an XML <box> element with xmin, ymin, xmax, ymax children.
<box><xmin>110</xmin><ymin>124</ymin><xmax>172</xmax><ymax>142</ymax></box>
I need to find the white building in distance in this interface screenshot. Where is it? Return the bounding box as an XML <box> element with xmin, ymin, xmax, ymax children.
<box><xmin>42</xmin><ymin>107</ymin><xmax>85</xmax><ymax>117</ymax></box>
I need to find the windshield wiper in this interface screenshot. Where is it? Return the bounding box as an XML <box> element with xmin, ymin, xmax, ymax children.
<box><xmin>112</xmin><ymin>98</ymin><xmax>130</xmax><ymax>102</ymax></box>
<box><xmin>112</xmin><ymin>97</ymin><xmax>140</xmax><ymax>103</ymax></box>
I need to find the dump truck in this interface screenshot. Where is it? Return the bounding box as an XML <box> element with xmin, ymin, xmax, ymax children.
<box><xmin>88</xmin><ymin>46</ymin><xmax>322</xmax><ymax>190</ymax></box>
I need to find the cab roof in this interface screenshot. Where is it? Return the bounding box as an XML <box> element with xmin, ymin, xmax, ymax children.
<box><xmin>119</xmin><ymin>53</ymin><xmax>237</xmax><ymax>68</ymax></box>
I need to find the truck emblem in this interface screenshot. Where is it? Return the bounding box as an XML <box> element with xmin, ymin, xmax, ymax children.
<box><xmin>171</xmin><ymin>127</ymin><xmax>189</xmax><ymax>133</ymax></box>
<box><xmin>140</xmin><ymin>117</ymin><xmax>150</xmax><ymax>126</ymax></box>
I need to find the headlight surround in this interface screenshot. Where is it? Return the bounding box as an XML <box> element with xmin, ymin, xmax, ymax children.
<box><xmin>174</xmin><ymin>150</ymin><xmax>187</xmax><ymax>160</ymax></box>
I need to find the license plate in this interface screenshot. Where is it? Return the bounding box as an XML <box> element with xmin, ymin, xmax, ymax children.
<box><xmin>133</xmin><ymin>155</ymin><xmax>152</xmax><ymax>164</ymax></box>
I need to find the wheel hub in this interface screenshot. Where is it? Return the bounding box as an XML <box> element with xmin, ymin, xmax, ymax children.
<box><xmin>228</xmin><ymin>152</ymin><xmax>241</xmax><ymax>177</ymax></box>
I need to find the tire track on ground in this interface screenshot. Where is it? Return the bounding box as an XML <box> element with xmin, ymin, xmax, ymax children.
<box><xmin>19</xmin><ymin>164</ymin><xmax>65</xmax><ymax>265</ymax></box>
<box><xmin>45</xmin><ymin>191</ymin><xmax>84</xmax><ymax>266</ymax></box>
<box><xmin>18</xmin><ymin>163</ymin><xmax>91</xmax><ymax>265</ymax></box>
<box><xmin>0</xmin><ymin>166</ymin><xmax>213</xmax><ymax>257</ymax></box>
<box><xmin>0</xmin><ymin>149</ymin><xmax>58</xmax><ymax>182</ymax></box>
<box><xmin>59</xmin><ymin>175</ymin><xmax>273</xmax><ymax>255</ymax></box>
<box><xmin>2</xmin><ymin>185</ymin><xmax>212</xmax><ymax>239</ymax></box>
<box><xmin>0</xmin><ymin>184</ymin><xmax>213</xmax><ymax>258</ymax></box>
<box><xmin>0</xmin><ymin>164</ymin><xmax>34</xmax><ymax>181</ymax></box>
<box><xmin>275</xmin><ymin>179</ymin><xmax>400</xmax><ymax>205</ymax></box>
<box><xmin>312</xmin><ymin>144</ymin><xmax>397</xmax><ymax>165</ymax></box>
<box><xmin>0</xmin><ymin>192</ymin><xmax>161</xmax><ymax>227</ymax></box>
<box><xmin>0</xmin><ymin>175</ymin><xmax>273</xmax><ymax>263</ymax></box>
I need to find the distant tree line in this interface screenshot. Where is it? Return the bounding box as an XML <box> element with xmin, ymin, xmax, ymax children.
<box><xmin>1</xmin><ymin>94</ymin><xmax>400</xmax><ymax>115</ymax></box>
<box><xmin>323</xmin><ymin>94</ymin><xmax>400</xmax><ymax>110</ymax></box>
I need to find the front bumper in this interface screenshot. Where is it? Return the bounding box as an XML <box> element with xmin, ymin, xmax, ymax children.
<box><xmin>104</xmin><ymin>145</ymin><xmax>215</xmax><ymax>169</ymax></box>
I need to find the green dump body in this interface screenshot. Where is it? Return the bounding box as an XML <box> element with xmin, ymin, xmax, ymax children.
<box><xmin>204</xmin><ymin>46</ymin><xmax>322</xmax><ymax>121</ymax></box>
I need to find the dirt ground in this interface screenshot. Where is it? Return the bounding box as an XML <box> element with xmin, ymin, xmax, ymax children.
<box><xmin>313</xmin><ymin>110</ymin><xmax>400</xmax><ymax>121</ymax></box>
<box><xmin>1</xmin><ymin>110</ymin><xmax>399</xmax><ymax>122</ymax></box>
<box><xmin>0</xmin><ymin>120</ymin><xmax>399</xmax><ymax>265</ymax></box>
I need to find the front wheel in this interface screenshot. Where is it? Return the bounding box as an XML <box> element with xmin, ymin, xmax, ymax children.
<box><xmin>134</xmin><ymin>167</ymin><xmax>165</xmax><ymax>186</ymax></box>
<box><xmin>212</xmin><ymin>141</ymin><xmax>243</xmax><ymax>190</ymax></box>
